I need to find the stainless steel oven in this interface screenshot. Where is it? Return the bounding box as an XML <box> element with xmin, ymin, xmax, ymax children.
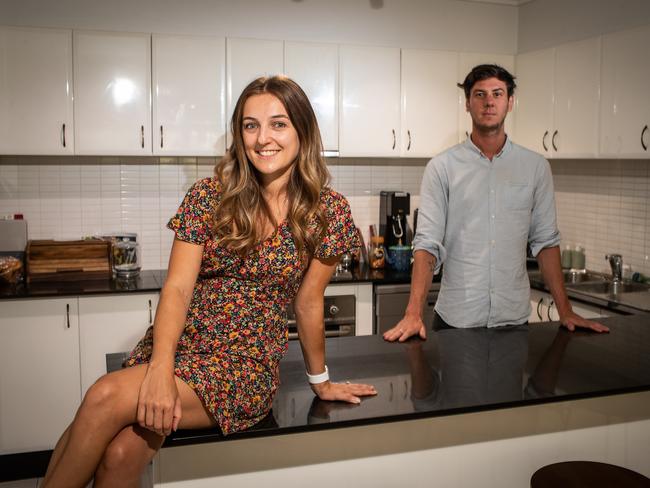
<box><xmin>287</xmin><ymin>294</ymin><xmax>356</xmax><ymax>340</ymax></box>
<box><xmin>374</xmin><ymin>283</ymin><xmax>440</xmax><ymax>334</ymax></box>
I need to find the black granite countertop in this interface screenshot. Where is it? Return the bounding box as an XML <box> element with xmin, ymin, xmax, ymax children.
<box><xmin>0</xmin><ymin>265</ymin><xmax>416</xmax><ymax>300</ymax></box>
<box><xmin>163</xmin><ymin>312</ymin><xmax>650</xmax><ymax>447</ymax></box>
<box><xmin>0</xmin><ymin>270</ymin><xmax>165</xmax><ymax>299</ymax></box>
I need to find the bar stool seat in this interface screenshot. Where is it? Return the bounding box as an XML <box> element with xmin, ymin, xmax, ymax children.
<box><xmin>531</xmin><ymin>461</ymin><xmax>650</xmax><ymax>488</ymax></box>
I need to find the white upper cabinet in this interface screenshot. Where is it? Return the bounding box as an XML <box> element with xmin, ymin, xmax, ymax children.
<box><xmin>0</xmin><ymin>26</ymin><xmax>73</xmax><ymax>155</ymax></box>
<box><xmin>226</xmin><ymin>38</ymin><xmax>284</xmax><ymax>147</ymax></box>
<box><xmin>553</xmin><ymin>37</ymin><xmax>601</xmax><ymax>158</ymax></box>
<box><xmin>152</xmin><ymin>35</ymin><xmax>226</xmax><ymax>156</ymax></box>
<box><xmin>73</xmin><ymin>31</ymin><xmax>151</xmax><ymax>155</ymax></box>
<box><xmin>600</xmin><ymin>24</ymin><xmax>650</xmax><ymax>158</ymax></box>
<box><xmin>515</xmin><ymin>37</ymin><xmax>600</xmax><ymax>158</ymax></box>
<box><xmin>339</xmin><ymin>45</ymin><xmax>401</xmax><ymax>157</ymax></box>
<box><xmin>458</xmin><ymin>53</ymin><xmax>515</xmax><ymax>143</ymax></box>
<box><xmin>401</xmin><ymin>49</ymin><xmax>458</xmax><ymax>157</ymax></box>
<box><xmin>515</xmin><ymin>48</ymin><xmax>555</xmax><ymax>156</ymax></box>
<box><xmin>284</xmin><ymin>41</ymin><xmax>339</xmax><ymax>153</ymax></box>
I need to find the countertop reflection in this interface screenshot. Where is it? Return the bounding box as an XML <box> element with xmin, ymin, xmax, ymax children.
<box><xmin>165</xmin><ymin>313</ymin><xmax>650</xmax><ymax>447</ymax></box>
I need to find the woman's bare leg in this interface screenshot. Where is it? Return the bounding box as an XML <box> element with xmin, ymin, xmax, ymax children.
<box><xmin>42</xmin><ymin>424</ymin><xmax>71</xmax><ymax>482</ymax></box>
<box><xmin>93</xmin><ymin>378</ymin><xmax>217</xmax><ymax>488</ymax></box>
<box><xmin>42</xmin><ymin>365</ymin><xmax>217</xmax><ymax>488</ymax></box>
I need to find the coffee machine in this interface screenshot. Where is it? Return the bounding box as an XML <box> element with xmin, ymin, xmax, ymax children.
<box><xmin>379</xmin><ymin>191</ymin><xmax>411</xmax><ymax>248</ymax></box>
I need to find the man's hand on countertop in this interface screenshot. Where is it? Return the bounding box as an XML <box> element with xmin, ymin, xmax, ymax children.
<box><xmin>383</xmin><ymin>313</ymin><xmax>427</xmax><ymax>342</ymax></box>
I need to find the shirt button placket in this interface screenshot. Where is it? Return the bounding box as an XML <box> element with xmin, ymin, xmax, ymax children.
<box><xmin>487</xmin><ymin>169</ymin><xmax>497</xmax><ymax>325</ymax></box>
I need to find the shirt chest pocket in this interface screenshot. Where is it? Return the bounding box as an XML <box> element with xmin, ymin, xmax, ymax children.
<box><xmin>503</xmin><ymin>183</ymin><xmax>532</xmax><ymax>211</ymax></box>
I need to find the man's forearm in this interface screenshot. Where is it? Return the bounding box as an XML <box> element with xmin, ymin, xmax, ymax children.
<box><xmin>405</xmin><ymin>250</ymin><xmax>436</xmax><ymax>318</ymax></box>
<box><xmin>536</xmin><ymin>246</ymin><xmax>571</xmax><ymax>317</ymax></box>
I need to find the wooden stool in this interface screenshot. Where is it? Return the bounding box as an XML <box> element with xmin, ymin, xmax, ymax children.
<box><xmin>531</xmin><ymin>461</ymin><xmax>650</xmax><ymax>487</ymax></box>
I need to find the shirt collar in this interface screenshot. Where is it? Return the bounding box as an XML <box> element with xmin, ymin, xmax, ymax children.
<box><xmin>463</xmin><ymin>134</ymin><xmax>512</xmax><ymax>160</ymax></box>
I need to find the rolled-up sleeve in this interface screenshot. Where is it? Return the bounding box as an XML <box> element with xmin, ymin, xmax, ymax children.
<box><xmin>413</xmin><ymin>159</ymin><xmax>448</xmax><ymax>273</ymax></box>
<box><xmin>528</xmin><ymin>158</ymin><xmax>561</xmax><ymax>256</ymax></box>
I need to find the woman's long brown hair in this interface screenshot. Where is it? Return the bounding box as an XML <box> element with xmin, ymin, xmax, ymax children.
<box><xmin>213</xmin><ymin>75</ymin><xmax>330</xmax><ymax>256</ymax></box>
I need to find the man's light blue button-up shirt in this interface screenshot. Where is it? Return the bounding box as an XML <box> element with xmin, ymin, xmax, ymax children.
<box><xmin>413</xmin><ymin>137</ymin><xmax>560</xmax><ymax>328</ymax></box>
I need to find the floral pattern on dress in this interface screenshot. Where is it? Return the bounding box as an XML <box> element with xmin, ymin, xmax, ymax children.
<box><xmin>126</xmin><ymin>177</ymin><xmax>360</xmax><ymax>434</ymax></box>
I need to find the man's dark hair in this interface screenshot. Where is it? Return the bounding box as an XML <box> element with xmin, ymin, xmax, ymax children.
<box><xmin>457</xmin><ymin>64</ymin><xmax>517</xmax><ymax>99</ymax></box>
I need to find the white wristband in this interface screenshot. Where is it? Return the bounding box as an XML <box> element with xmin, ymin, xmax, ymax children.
<box><xmin>306</xmin><ymin>365</ymin><xmax>329</xmax><ymax>385</ymax></box>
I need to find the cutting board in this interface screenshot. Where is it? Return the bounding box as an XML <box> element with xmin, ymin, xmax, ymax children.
<box><xmin>26</xmin><ymin>239</ymin><xmax>112</xmax><ymax>282</ymax></box>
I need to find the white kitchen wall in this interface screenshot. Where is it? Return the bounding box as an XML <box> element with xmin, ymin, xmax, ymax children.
<box><xmin>551</xmin><ymin>159</ymin><xmax>650</xmax><ymax>276</ymax></box>
<box><xmin>0</xmin><ymin>0</ymin><xmax>517</xmax><ymax>55</ymax></box>
<box><xmin>518</xmin><ymin>0</ymin><xmax>650</xmax><ymax>53</ymax></box>
<box><xmin>0</xmin><ymin>157</ymin><xmax>425</xmax><ymax>270</ymax></box>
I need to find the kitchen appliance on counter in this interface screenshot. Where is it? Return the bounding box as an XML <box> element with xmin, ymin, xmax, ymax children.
<box><xmin>374</xmin><ymin>283</ymin><xmax>440</xmax><ymax>334</ymax></box>
<box><xmin>379</xmin><ymin>191</ymin><xmax>411</xmax><ymax>248</ymax></box>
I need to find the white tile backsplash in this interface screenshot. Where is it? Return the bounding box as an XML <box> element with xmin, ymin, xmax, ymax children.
<box><xmin>10</xmin><ymin>156</ymin><xmax>649</xmax><ymax>276</ymax></box>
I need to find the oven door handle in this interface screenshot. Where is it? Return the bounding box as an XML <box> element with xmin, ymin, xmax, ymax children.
<box><xmin>288</xmin><ymin>325</ymin><xmax>354</xmax><ymax>340</ymax></box>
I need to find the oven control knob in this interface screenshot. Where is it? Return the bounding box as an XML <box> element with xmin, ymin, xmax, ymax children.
<box><xmin>329</xmin><ymin>304</ymin><xmax>339</xmax><ymax>315</ymax></box>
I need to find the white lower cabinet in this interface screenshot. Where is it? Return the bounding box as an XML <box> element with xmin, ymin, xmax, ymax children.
<box><xmin>0</xmin><ymin>298</ymin><xmax>81</xmax><ymax>454</ymax></box>
<box><xmin>529</xmin><ymin>288</ymin><xmax>607</xmax><ymax>323</ymax></box>
<box><xmin>78</xmin><ymin>293</ymin><xmax>159</xmax><ymax>396</ymax></box>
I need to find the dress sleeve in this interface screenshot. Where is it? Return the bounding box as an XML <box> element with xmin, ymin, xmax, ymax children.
<box><xmin>314</xmin><ymin>190</ymin><xmax>361</xmax><ymax>259</ymax></box>
<box><xmin>167</xmin><ymin>177</ymin><xmax>217</xmax><ymax>244</ymax></box>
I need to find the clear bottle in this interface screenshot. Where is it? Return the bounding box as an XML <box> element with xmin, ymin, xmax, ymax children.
<box><xmin>572</xmin><ymin>244</ymin><xmax>586</xmax><ymax>272</ymax></box>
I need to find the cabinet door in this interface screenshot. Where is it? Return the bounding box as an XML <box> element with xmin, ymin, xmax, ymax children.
<box><xmin>226</xmin><ymin>38</ymin><xmax>284</xmax><ymax>147</ymax></box>
<box><xmin>401</xmin><ymin>49</ymin><xmax>458</xmax><ymax>157</ymax></box>
<box><xmin>153</xmin><ymin>35</ymin><xmax>226</xmax><ymax>156</ymax></box>
<box><xmin>79</xmin><ymin>293</ymin><xmax>159</xmax><ymax>396</ymax></box>
<box><xmin>0</xmin><ymin>298</ymin><xmax>80</xmax><ymax>454</ymax></box>
<box><xmin>284</xmin><ymin>41</ymin><xmax>339</xmax><ymax>153</ymax></box>
<box><xmin>553</xmin><ymin>37</ymin><xmax>600</xmax><ymax>158</ymax></box>
<box><xmin>74</xmin><ymin>31</ymin><xmax>151</xmax><ymax>155</ymax></box>
<box><xmin>514</xmin><ymin>48</ymin><xmax>555</xmax><ymax>156</ymax></box>
<box><xmin>458</xmin><ymin>53</ymin><xmax>515</xmax><ymax>143</ymax></box>
<box><xmin>600</xmin><ymin>25</ymin><xmax>650</xmax><ymax>158</ymax></box>
<box><xmin>339</xmin><ymin>45</ymin><xmax>401</xmax><ymax>157</ymax></box>
<box><xmin>0</xmin><ymin>26</ymin><xmax>73</xmax><ymax>155</ymax></box>
<box><xmin>529</xmin><ymin>289</ymin><xmax>548</xmax><ymax>323</ymax></box>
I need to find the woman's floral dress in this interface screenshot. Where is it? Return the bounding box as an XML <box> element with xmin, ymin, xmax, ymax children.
<box><xmin>125</xmin><ymin>177</ymin><xmax>360</xmax><ymax>434</ymax></box>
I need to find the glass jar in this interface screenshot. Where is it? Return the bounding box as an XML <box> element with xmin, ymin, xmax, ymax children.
<box><xmin>560</xmin><ymin>244</ymin><xmax>572</xmax><ymax>269</ymax></box>
<box><xmin>112</xmin><ymin>236</ymin><xmax>141</xmax><ymax>279</ymax></box>
<box><xmin>571</xmin><ymin>244</ymin><xmax>586</xmax><ymax>272</ymax></box>
<box><xmin>369</xmin><ymin>236</ymin><xmax>385</xmax><ymax>269</ymax></box>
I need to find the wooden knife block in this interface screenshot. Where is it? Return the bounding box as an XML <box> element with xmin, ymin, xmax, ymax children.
<box><xmin>26</xmin><ymin>239</ymin><xmax>112</xmax><ymax>282</ymax></box>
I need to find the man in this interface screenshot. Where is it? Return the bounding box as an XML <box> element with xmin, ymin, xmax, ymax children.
<box><xmin>384</xmin><ymin>64</ymin><xmax>608</xmax><ymax>342</ymax></box>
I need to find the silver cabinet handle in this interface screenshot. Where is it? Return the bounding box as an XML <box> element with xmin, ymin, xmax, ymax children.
<box><xmin>160</xmin><ymin>125</ymin><xmax>164</xmax><ymax>149</ymax></box>
<box><xmin>542</xmin><ymin>130</ymin><xmax>548</xmax><ymax>152</ymax></box>
<box><xmin>389</xmin><ymin>382</ymin><xmax>394</xmax><ymax>402</ymax></box>
<box><xmin>403</xmin><ymin>380</ymin><xmax>408</xmax><ymax>400</ymax></box>
<box><xmin>66</xmin><ymin>303</ymin><xmax>70</xmax><ymax>328</ymax></box>
<box><xmin>407</xmin><ymin>130</ymin><xmax>412</xmax><ymax>151</ymax></box>
<box><xmin>552</xmin><ymin>130</ymin><xmax>558</xmax><ymax>152</ymax></box>
<box><xmin>392</xmin><ymin>129</ymin><xmax>396</xmax><ymax>150</ymax></box>
<box><xmin>141</xmin><ymin>125</ymin><xmax>145</xmax><ymax>148</ymax></box>
<box><xmin>148</xmin><ymin>299</ymin><xmax>153</xmax><ymax>325</ymax></box>
<box><xmin>465</xmin><ymin>130</ymin><xmax>469</xmax><ymax>139</ymax></box>
<box><xmin>536</xmin><ymin>298</ymin><xmax>544</xmax><ymax>320</ymax></box>
<box><xmin>642</xmin><ymin>125</ymin><xmax>648</xmax><ymax>151</ymax></box>
<box><xmin>62</xmin><ymin>123</ymin><xmax>66</xmax><ymax>148</ymax></box>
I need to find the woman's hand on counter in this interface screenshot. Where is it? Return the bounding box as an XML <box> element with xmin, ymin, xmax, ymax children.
<box><xmin>560</xmin><ymin>310</ymin><xmax>610</xmax><ymax>333</ymax></box>
<box><xmin>137</xmin><ymin>363</ymin><xmax>182</xmax><ymax>436</ymax></box>
<box><xmin>310</xmin><ymin>380</ymin><xmax>377</xmax><ymax>404</ymax></box>
<box><xmin>383</xmin><ymin>314</ymin><xmax>427</xmax><ymax>342</ymax></box>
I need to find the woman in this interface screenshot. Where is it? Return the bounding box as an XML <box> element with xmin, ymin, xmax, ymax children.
<box><xmin>43</xmin><ymin>75</ymin><xmax>376</xmax><ymax>487</ymax></box>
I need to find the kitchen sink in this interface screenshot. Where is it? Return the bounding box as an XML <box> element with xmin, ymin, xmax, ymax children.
<box><xmin>561</xmin><ymin>270</ymin><xmax>607</xmax><ymax>284</ymax></box>
<box><xmin>529</xmin><ymin>270</ymin><xmax>607</xmax><ymax>285</ymax></box>
<box><xmin>569</xmin><ymin>281</ymin><xmax>650</xmax><ymax>295</ymax></box>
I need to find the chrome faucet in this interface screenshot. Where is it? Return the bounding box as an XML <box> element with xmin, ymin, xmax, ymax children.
<box><xmin>606</xmin><ymin>254</ymin><xmax>623</xmax><ymax>282</ymax></box>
